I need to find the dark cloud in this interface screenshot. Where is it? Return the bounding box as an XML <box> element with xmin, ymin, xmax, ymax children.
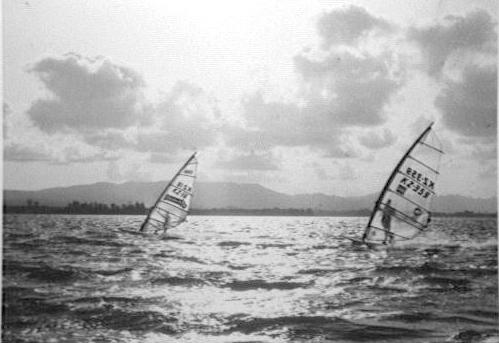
<box><xmin>4</xmin><ymin>143</ymin><xmax>51</xmax><ymax>162</ymax></box>
<box><xmin>435</xmin><ymin>64</ymin><xmax>497</xmax><ymax>137</ymax></box>
<box><xmin>3</xmin><ymin>102</ymin><xmax>12</xmax><ymax>140</ymax></box>
<box><xmin>317</xmin><ymin>5</ymin><xmax>393</xmax><ymax>48</ymax></box>
<box><xmin>51</xmin><ymin>146</ymin><xmax>120</xmax><ymax>165</ymax></box>
<box><xmin>358</xmin><ymin>128</ymin><xmax>396</xmax><ymax>149</ymax></box>
<box><xmin>83</xmin><ymin>131</ymin><xmax>135</xmax><ymax>150</ymax></box>
<box><xmin>408</xmin><ymin>10</ymin><xmax>497</xmax><ymax>76</ymax></box>
<box><xmin>216</xmin><ymin>151</ymin><xmax>279</xmax><ymax>171</ymax></box>
<box><xmin>27</xmin><ymin>53</ymin><xmax>151</xmax><ymax>133</ymax></box>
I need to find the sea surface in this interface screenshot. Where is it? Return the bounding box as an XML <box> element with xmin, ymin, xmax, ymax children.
<box><xmin>3</xmin><ymin>214</ymin><xmax>498</xmax><ymax>343</ymax></box>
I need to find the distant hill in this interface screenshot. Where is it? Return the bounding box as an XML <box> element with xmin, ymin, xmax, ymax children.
<box><xmin>3</xmin><ymin>181</ymin><xmax>497</xmax><ymax>213</ymax></box>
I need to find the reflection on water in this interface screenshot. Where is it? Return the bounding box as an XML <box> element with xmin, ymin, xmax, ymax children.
<box><xmin>3</xmin><ymin>214</ymin><xmax>498</xmax><ymax>342</ymax></box>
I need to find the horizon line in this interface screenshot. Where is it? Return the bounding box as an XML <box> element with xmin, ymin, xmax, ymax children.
<box><xmin>3</xmin><ymin>180</ymin><xmax>497</xmax><ymax>200</ymax></box>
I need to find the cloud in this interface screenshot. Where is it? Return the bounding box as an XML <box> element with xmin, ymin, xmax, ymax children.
<box><xmin>224</xmin><ymin>51</ymin><xmax>401</xmax><ymax>154</ymax></box>
<box><xmin>24</xmin><ymin>54</ymin><xmax>221</xmax><ymax>159</ymax></box>
<box><xmin>106</xmin><ymin>160</ymin><xmax>152</xmax><ymax>182</ymax></box>
<box><xmin>3</xmin><ymin>102</ymin><xmax>12</xmax><ymax>139</ymax></box>
<box><xmin>134</xmin><ymin>81</ymin><xmax>221</xmax><ymax>153</ymax></box>
<box><xmin>317</xmin><ymin>5</ymin><xmax>393</xmax><ymax>48</ymax></box>
<box><xmin>150</xmin><ymin>153</ymin><xmax>175</xmax><ymax>164</ymax></box>
<box><xmin>408</xmin><ymin>10</ymin><xmax>497</xmax><ymax>76</ymax></box>
<box><xmin>358</xmin><ymin>128</ymin><xmax>396</xmax><ymax>149</ymax></box>
<box><xmin>294</xmin><ymin>50</ymin><xmax>400</xmax><ymax>126</ymax></box>
<box><xmin>223</xmin><ymin>7</ymin><xmax>401</xmax><ymax>158</ymax></box>
<box><xmin>4</xmin><ymin>143</ymin><xmax>52</xmax><ymax>162</ymax></box>
<box><xmin>27</xmin><ymin>53</ymin><xmax>151</xmax><ymax>133</ymax></box>
<box><xmin>4</xmin><ymin>135</ymin><xmax>120</xmax><ymax>164</ymax></box>
<box><xmin>83</xmin><ymin>130</ymin><xmax>136</xmax><ymax>150</ymax></box>
<box><xmin>51</xmin><ymin>146</ymin><xmax>120</xmax><ymax>165</ymax></box>
<box><xmin>435</xmin><ymin>64</ymin><xmax>497</xmax><ymax>137</ymax></box>
<box><xmin>216</xmin><ymin>151</ymin><xmax>279</xmax><ymax>171</ymax></box>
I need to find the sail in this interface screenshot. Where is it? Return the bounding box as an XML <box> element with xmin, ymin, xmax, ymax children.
<box><xmin>363</xmin><ymin>124</ymin><xmax>443</xmax><ymax>243</ymax></box>
<box><xmin>140</xmin><ymin>152</ymin><xmax>198</xmax><ymax>233</ymax></box>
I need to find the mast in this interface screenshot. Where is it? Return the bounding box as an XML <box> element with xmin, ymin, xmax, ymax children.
<box><xmin>139</xmin><ymin>152</ymin><xmax>197</xmax><ymax>231</ymax></box>
<box><xmin>362</xmin><ymin>123</ymin><xmax>434</xmax><ymax>242</ymax></box>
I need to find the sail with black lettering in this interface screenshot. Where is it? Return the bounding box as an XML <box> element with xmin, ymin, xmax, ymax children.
<box><xmin>139</xmin><ymin>152</ymin><xmax>198</xmax><ymax>234</ymax></box>
<box><xmin>362</xmin><ymin>123</ymin><xmax>443</xmax><ymax>244</ymax></box>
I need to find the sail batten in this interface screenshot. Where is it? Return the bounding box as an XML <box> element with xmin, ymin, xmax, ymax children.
<box><xmin>407</xmin><ymin>155</ymin><xmax>439</xmax><ymax>174</ymax></box>
<box><xmin>420</xmin><ymin>141</ymin><xmax>444</xmax><ymax>154</ymax></box>
<box><xmin>379</xmin><ymin>202</ymin><xmax>427</xmax><ymax>231</ymax></box>
<box><xmin>386</xmin><ymin>189</ymin><xmax>432</xmax><ymax>213</ymax></box>
<box><xmin>139</xmin><ymin>152</ymin><xmax>198</xmax><ymax>234</ymax></box>
<box><xmin>362</xmin><ymin>124</ymin><xmax>443</xmax><ymax>244</ymax></box>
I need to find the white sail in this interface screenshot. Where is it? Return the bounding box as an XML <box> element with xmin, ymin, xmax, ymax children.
<box><xmin>139</xmin><ymin>152</ymin><xmax>198</xmax><ymax>233</ymax></box>
<box><xmin>363</xmin><ymin>124</ymin><xmax>443</xmax><ymax>244</ymax></box>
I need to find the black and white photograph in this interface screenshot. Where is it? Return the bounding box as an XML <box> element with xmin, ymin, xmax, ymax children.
<box><xmin>3</xmin><ymin>0</ymin><xmax>498</xmax><ymax>342</ymax></box>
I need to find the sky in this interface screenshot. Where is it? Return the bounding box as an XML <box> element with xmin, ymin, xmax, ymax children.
<box><xmin>3</xmin><ymin>0</ymin><xmax>497</xmax><ymax>198</ymax></box>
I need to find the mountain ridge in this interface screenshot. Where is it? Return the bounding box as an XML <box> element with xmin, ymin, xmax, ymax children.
<box><xmin>3</xmin><ymin>181</ymin><xmax>497</xmax><ymax>213</ymax></box>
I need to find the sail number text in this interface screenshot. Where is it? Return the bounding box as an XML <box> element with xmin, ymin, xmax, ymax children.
<box><xmin>396</xmin><ymin>167</ymin><xmax>434</xmax><ymax>199</ymax></box>
<box><xmin>172</xmin><ymin>181</ymin><xmax>192</xmax><ymax>199</ymax></box>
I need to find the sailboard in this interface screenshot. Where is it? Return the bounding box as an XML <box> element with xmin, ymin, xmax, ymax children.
<box><xmin>139</xmin><ymin>152</ymin><xmax>198</xmax><ymax>234</ymax></box>
<box><xmin>358</xmin><ymin>123</ymin><xmax>443</xmax><ymax>247</ymax></box>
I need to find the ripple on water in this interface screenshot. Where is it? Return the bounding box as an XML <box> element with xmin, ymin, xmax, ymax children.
<box><xmin>2</xmin><ymin>215</ymin><xmax>497</xmax><ymax>343</ymax></box>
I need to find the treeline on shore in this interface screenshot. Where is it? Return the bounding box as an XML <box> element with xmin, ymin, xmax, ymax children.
<box><xmin>3</xmin><ymin>200</ymin><xmax>497</xmax><ymax>217</ymax></box>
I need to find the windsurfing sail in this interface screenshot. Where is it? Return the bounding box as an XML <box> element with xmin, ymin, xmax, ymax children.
<box><xmin>362</xmin><ymin>123</ymin><xmax>443</xmax><ymax>244</ymax></box>
<box><xmin>139</xmin><ymin>152</ymin><xmax>198</xmax><ymax>234</ymax></box>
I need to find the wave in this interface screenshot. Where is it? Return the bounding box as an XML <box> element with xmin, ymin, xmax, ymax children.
<box><xmin>375</xmin><ymin>262</ymin><xmax>497</xmax><ymax>278</ymax></box>
<box><xmin>74</xmin><ymin>307</ymin><xmax>178</xmax><ymax>334</ymax></box>
<box><xmin>421</xmin><ymin>276</ymin><xmax>472</xmax><ymax>292</ymax></box>
<box><xmin>381</xmin><ymin>311</ymin><xmax>497</xmax><ymax>326</ymax></box>
<box><xmin>152</xmin><ymin>253</ymin><xmax>207</xmax><ymax>265</ymax></box>
<box><xmin>151</xmin><ymin>275</ymin><xmax>206</xmax><ymax>287</ymax></box>
<box><xmin>225</xmin><ymin>315</ymin><xmax>430</xmax><ymax>341</ymax></box>
<box><xmin>218</xmin><ymin>241</ymin><xmax>252</xmax><ymax>248</ymax></box>
<box><xmin>93</xmin><ymin>267</ymin><xmax>133</xmax><ymax>276</ymax></box>
<box><xmin>4</xmin><ymin>260</ymin><xmax>82</xmax><ymax>283</ymax></box>
<box><xmin>297</xmin><ymin>268</ymin><xmax>345</xmax><ymax>276</ymax></box>
<box><xmin>223</xmin><ymin>279</ymin><xmax>312</xmax><ymax>291</ymax></box>
<box><xmin>4</xmin><ymin>295</ymin><xmax>68</xmax><ymax>319</ymax></box>
<box><xmin>256</xmin><ymin>243</ymin><xmax>294</xmax><ymax>249</ymax></box>
<box><xmin>53</xmin><ymin>235</ymin><xmax>133</xmax><ymax>248</ymax></box>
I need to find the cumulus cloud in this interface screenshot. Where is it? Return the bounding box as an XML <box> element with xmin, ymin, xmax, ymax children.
<box><xmin>294</xmin><ymin>50</ymin><xmax>400</xmax><ymax>126</ymax></box>
<box><xmin>134</xmin><ymin>81</ymin><xmax>221</xmax><ymax>153</ymax></box>
<box><xmin>358</xmin><ymin>128</ymin><xmax>396</xmax><ymax>149</ymax></box>
<box><xmin>27</xmin><ymin>53</ymin><xmax>151</xmax><ymax>133</ymax></box>
<box><xmin>408</xmin><ymin>10</ymin><xmax>497</xmax><ymax>76</ymax></box>
<box><xmin>22</xmin><ymin>53</ymin><xmax>220</xmax><ymax>161</ymax></box>
<box><xmin>435</xmin><ymin>64</ymin><xmax>496</xmax><ymax>137</ymax></box>
<box><xmin>224</xmin><ymin>7</ymin><xmax>401</xmax><ymax>157</ymax></box>
<box><xmin>317</xmin><ymin>5</ymin><xmax>393</xmax><ymax>48</ymax></box>
<box><xmin>216</xmin><ymin>151</ymin><xmax>279</xmax><ymax>171</ymax></box>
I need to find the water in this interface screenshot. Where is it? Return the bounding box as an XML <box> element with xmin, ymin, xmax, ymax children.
<box><xmin>3</xmin><ymin>214</ymin><xmax>498</xmax><ymax>342</ymax></box>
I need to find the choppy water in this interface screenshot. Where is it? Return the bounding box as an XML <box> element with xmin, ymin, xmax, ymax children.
<box><xmin>3</xmin><ymin>214</ymin><xmax>498</xmax><ymax>342</ymax></box>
